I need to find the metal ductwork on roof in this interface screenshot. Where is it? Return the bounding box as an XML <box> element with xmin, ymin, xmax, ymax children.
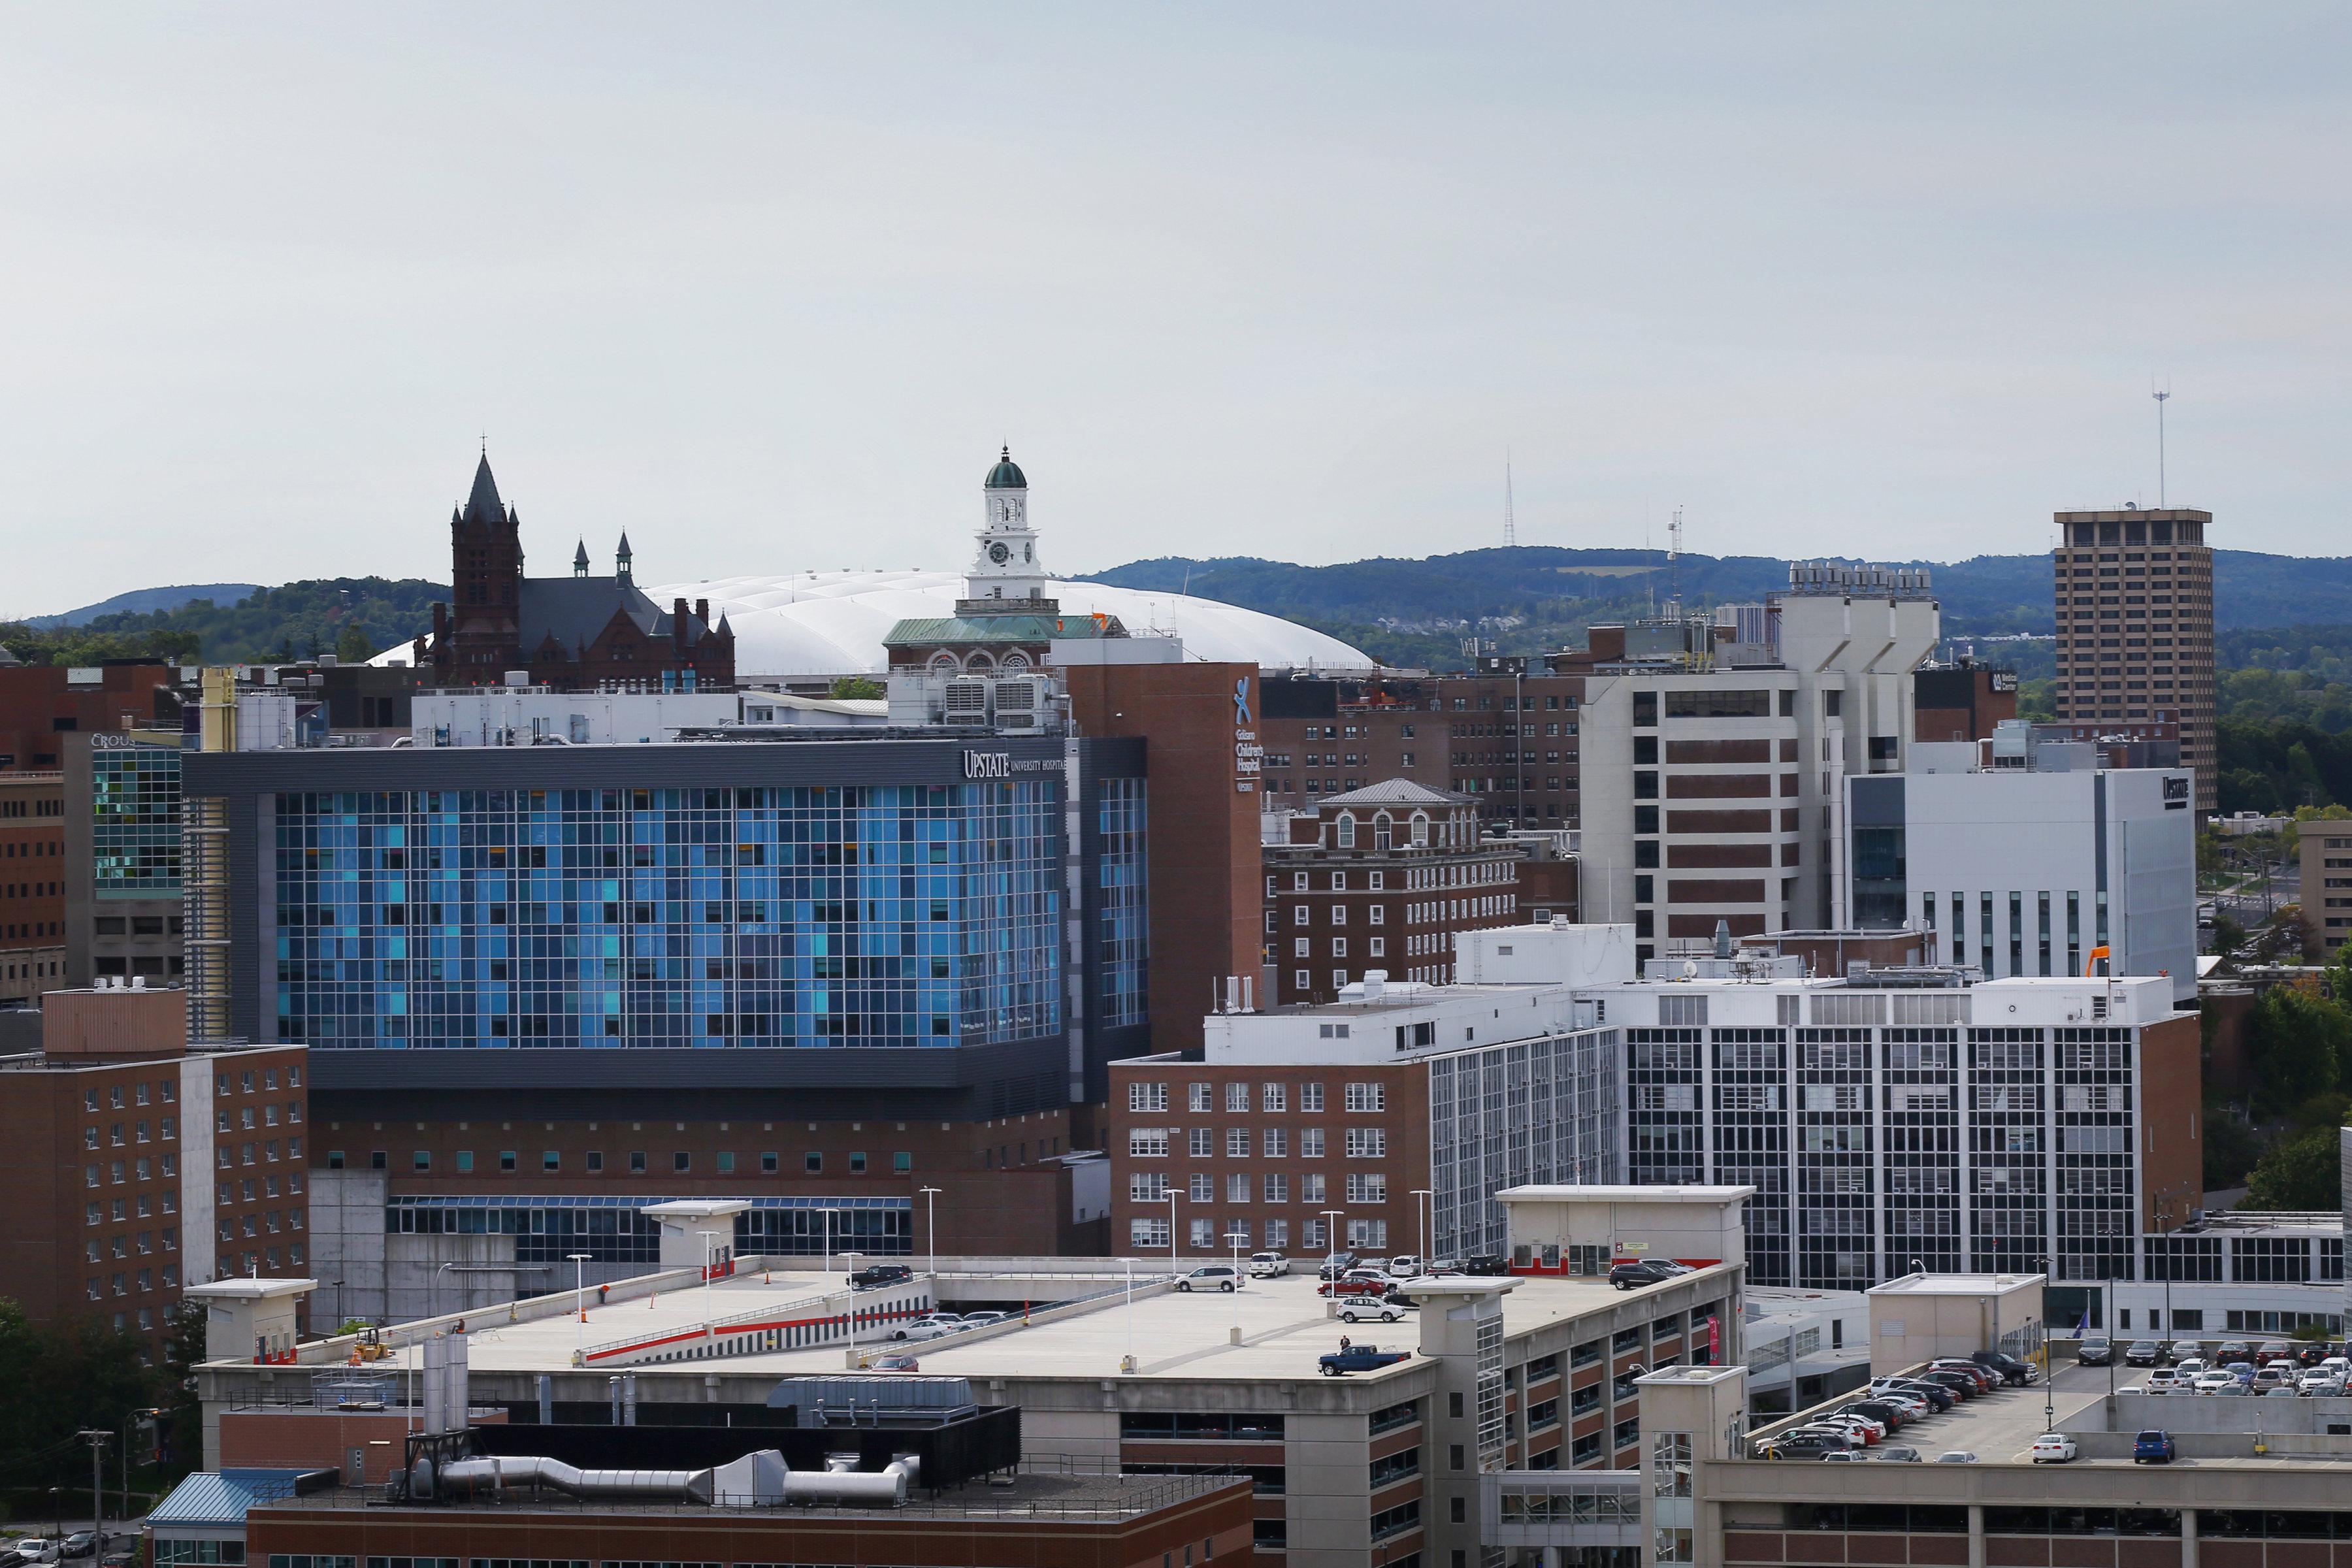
<box><xmin>409</xmin><ymin>1448</ymin><xmax>921</xmax><ymax>1509</ymax></box>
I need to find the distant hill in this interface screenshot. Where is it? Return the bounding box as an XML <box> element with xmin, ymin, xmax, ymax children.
<box><xmin>0</xmin><ymin>578</ymin><xmax>447</xmax><ymax>666</ymax></box>
<box><xmin>1083</xmin><ymin>546</ymin><xmax>2352</xmax><ymax>668</ymax></box>
<box><xmin>22</xmin><ymin>583</ymin><xmax>261</xmax><ymax>628</ymax></box>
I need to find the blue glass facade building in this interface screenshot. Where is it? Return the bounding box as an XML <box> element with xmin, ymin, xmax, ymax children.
<box><xmin>267</xmin><ymin>778</ymin><xmax>1064</xmax><ymax>1051</ymax></box>
<box><xmin>186</xmin><ymin>735</ymin><xmax>1149</xmax><ymax>1114</ymax></box>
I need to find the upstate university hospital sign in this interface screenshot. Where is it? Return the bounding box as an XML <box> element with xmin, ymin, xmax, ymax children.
<box><xmin>961</xmin><ymin>751</ymin><xmax>1051</xmax><ymax>779</ymax></box>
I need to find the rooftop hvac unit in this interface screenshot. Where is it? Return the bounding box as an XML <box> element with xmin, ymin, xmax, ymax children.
<box><xmin>991</xmin><ymin>676</ymin><xmax>1051</xmax><ymax>731</ymax></box>
<box><xmin>942</xmin><ymin>678</ymin><xmax>991</xmax><ymax>723</ymax></box>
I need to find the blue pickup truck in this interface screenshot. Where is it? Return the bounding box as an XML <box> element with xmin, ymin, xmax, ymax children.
<box><xmin>1320</xmin><ymin>1344</ymin><xmax>1414</xmax><ymax>1377</ymax></box>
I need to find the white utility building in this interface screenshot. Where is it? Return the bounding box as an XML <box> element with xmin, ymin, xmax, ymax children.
<box><xmin>1844</xmin><ymin>719</ymin><xmax>2197</xmax><ymax>1002</ymax></box>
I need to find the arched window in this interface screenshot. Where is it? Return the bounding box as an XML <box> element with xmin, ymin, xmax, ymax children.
<box><xmin>928</xmin><ymin>651</ymin><xmax>960</xmax><ymax>674</ymax></box>
<box><xmin>1410</xmin><ymin>812</ymin><xmax>1429</xmax><ymax>847</ymax></box>
<box><xmin>1373</xmin><ymin>812</ymin><xmax>1392</xmax><ymax>851</ymax></box>
<box><xmin>1001</xmin><ymin>649</ymin><xmax>1031</xmax><ymax>670</ymax></box>
<box><xmin>964</xmin><ymin>650</ymin><xmax>996</xmax><ymax>672</ymax></box>
<box><xmin>1335</xmin><ymin>813</ymin><xmax>1356</xmax><ymax>849</ymax></box>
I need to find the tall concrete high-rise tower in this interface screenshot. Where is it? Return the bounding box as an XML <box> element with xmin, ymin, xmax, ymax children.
<box><xmin>2050</xmin><ymin>508</ymin><xmax>2216</xmax><ymax>813</ymax></box>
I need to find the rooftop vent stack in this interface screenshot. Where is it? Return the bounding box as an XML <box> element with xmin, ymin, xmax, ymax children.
<box><xmin>1712</xmin><ymin>920</ymin><xmax>1732</xmax><ymax>960</ymax></box>
<box><xmin>421</xmin><ymin>1333</ymin><xmax>447</xmax><ymax>1433</ymax></box>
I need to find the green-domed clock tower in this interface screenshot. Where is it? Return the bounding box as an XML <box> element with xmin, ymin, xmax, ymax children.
<box><xmin>964</xmin><ymin>446</ymin><xmax>1053</xmax><ymax>606</ymax></box>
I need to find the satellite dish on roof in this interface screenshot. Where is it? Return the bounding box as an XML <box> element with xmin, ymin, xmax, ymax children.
<box><xmin>1682</xmin><ymin>960</ymin><xmax>1699</xmax><ymax>979</ymax></box>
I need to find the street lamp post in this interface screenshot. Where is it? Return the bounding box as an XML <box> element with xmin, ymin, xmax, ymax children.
<box><xmin>1411</xmin><ymin>1189</ymin><xmax>1433</xmax><ymax>1266</ymax></box>
<box><xmin>841</xmin><ymin>1252</ymin><xmax>861</xmax><ymax>1346</ymax></box>
<box><xmin>1168</xmin><ymin>1192</ymin><xmax>1183</xmax><ymax>1277</ymax></box>
<box><xmin>1321</xmin><ymin>1209</ymin><xmax>1346</xmax><ymax>1273</ymax></box>
<box><xmin>567</xmin><ymin>1253</ymin><xmax>591</xmax><ymax>1363</ymax></box>
<box><xmin>1226</xmin><ymin>1230</ymin><xmax>1249</xmax><ymax>1335</ymax></box>
<box><xmin>919</xmin><ymin>1186</ymin><xmax>942</xmax><ymax>1293</ymax></box>
<box><xmin>1122</xmin><ymin>1257</ymin><xmax>1135</xmax><ymax>1370</ymax></box>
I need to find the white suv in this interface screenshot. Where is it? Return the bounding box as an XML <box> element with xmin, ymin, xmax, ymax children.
<box><xmin>1247</xmin><ymin>1252</ymin><xmax>1290</xmax><ymax>1278</ymax></box>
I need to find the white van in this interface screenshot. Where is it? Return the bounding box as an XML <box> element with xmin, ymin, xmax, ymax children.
<box><xmin>1247</xmin><ymin>1251</ymin><xmax>1290</xmax><ymax>1278</ymax></box>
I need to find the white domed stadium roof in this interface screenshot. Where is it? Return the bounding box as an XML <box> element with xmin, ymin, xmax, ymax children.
<box><xmin>644</xmin><ymin>569</ymin><xmax>1375</xmax><ymax>678</ymax></box>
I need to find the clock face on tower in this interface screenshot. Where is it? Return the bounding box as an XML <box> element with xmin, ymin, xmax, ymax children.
<box><xmin>987</xmin><ymin>541</ymin><xmax>1012</xmax><ymax>564</ymax></box>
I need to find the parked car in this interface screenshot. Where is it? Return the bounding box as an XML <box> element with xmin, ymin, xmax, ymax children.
<box><xmin>1917</xmin><ymin>1371</ymin><xmax>1978</xmax><ymax>1400</ymax></box>
<box><xmin>2258</xmin><ymin>1341</ymin><xmax>2296</xmax><ymax>1364</ymax></box>
<box><xmin>890</xmin><ymin>1313</ymin><xmax>961</xmax><ymax>1341</ymax></box>
<box><xmin>1317</xmin><ymin>1252</ymin><xmax>1364</xmax><ymax>1281</ymax></box>
<box><xmin>1933</xmin><ymin>1451</ymin><xmax>1978</xmax><ymax>1463</ymax></box>
<box><xmin>1876</xmin><ymin>1446</ymin><xmax>1923</xmax><ymax>1462</ymax></box>
<box><xmin>1318</xmin><ymin>1273</ymin><xmax>1396</xmax><ymax>1298</ymax></box>
<box><xmin>1247</xmin><ymin>1252</ymin><xmax>1290</xmax><ymax>1278</ymax></box>
<box><xmin>871</xmin><ymin>1352</ymin><xmax>921</xmax><ymax>1373</ymax></box>
<box><xmin>2029</xmin><ymin>1434</ymin><xmax>2079</xmax><ymax>1464</ymax></box>
<box><xmin>1177</xmin><ymin>1266</ymin><xmax>1240</xmax><ymax>1294</ymax></box>
<box><xmin>1462</xmin><ymin>1254</ymin><xmax>1512</xmax><ymax>1276</ymax></box>
<box><xmin>2143</xmin><ymin>1367</ymin><xmax>2183</xmax><ymax>1393</ymax></box>
<box><xmin>1757</xmin><ymin>1430</ymin><xmax>1852</xmax><ymax>1459</ymax></box>
<box><xmin>2216</xmin><ymin>1339</ymin><xmax>2253</xmax><ymax>1362</ymax></box>
<box><xmin>1887</xmin><ymin>1380</ymin><xmax>1955</xmax><ymax>1412</ymax></box>
<box><xmin>1609</xmin><ymin>1260</ymin><xmax>1688</xmax><ymax>1290</ymax></box>
<box><xmin>1823</xmin><ymin>1413</ymin><xmax>1885</xmax><ymax>1444</ymax></box>
<box><xmin>2077</xmin><ymin>1337</ymin><xmax>2113</xmax><ymax>1366</ymax></box>
<box><xmin>1338</xmin><ymin>1300</ymin><xmax>1411</xmax><ymax>1324</ymax></box>
<box><xmin>2125</xmin><ymin>1340</ymin><xmax>2164</xmax><ymax>1367</ymax></box>
<box><xmin>57</xmin><ymin>1540</ymin><xmax>92</xmax><ymax>1563</ymax></box>
<box><xmin>2296</xmin><ymin>1341</ymin><xmax>2336</xmax><ymax>1367</ymax></box>
<box><xmin>849</xmin><ymin>1264</ymin><xmax>913</xmax><ymax>1291</ymax></box>
<box><xmin>1386</xmin><ymin>1254</ymin><xmax>1424</xmax><ymax>1278</ymax></box>
<box><xmin>895</xmin><ymin>1319</ymin><xmax>960</xmax><ymax>1342</ymax></box>
<box><xmin>2192</xmin><ymin>1369</ymin><xmax>2240</xmax><ymax>1394</ymax></box>
<box><xmin>1842</xmin><ymin>1401</ymin><xmax>1907</xmax><ymax>1433</ymax></box>
<box><xmin>2133</xmin><ymin>1429</ymin><xmax>2176</xmax><ymax>1464</ymax></box>
<box><xmin>959</xmin><ymin>1309</ymin><xmax>1015</xmax><ymax>1328</ymax></box>
<box><xmin>2169</xmin><ymin>1343</ymin><xmax>2208</xmax><ymax>1367</ymax></box>
<box><xmin>2252</xmin><ymin>1365</ymin><xmax>2293</xmax><ymax>1393</ymax></box>
<box><xmin>1971</xmin><ymin>1350</ymin><xmax>2037</xmax><ymax>1386</ymax></box>
<box><xmin>2172</xmin><ymin>1356</ymin><xmax>2208</xmax><ymax>1381</ymax></box>
<box><xmin>1928</xmin><ymin>1360</ymin><xmax>1998</xmax><ymax>1392</ymax></box>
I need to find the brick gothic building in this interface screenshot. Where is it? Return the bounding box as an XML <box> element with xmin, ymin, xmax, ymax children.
<box><xmin>416</xmin><ymin>455</ymin><xmax>734</xmax><ymax>691</ymax></box>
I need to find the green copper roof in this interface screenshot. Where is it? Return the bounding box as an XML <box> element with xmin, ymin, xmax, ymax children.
<box><xmin>883</xmin><ymin>613</ymin><xmax>1122</xmax><ymax>646</ymax></box>
<box><xmin>984</xmin><ymin>446</ymin><xmax>1027</xmax><ymax>489</ymax></box>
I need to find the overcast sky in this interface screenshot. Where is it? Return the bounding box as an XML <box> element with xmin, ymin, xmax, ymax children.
<box><xmin>3</xmin><ymin>4</ymin><xmax>2347</xmax><ymax>615</ymax></box>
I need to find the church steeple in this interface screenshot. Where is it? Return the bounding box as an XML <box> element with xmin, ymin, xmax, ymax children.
<box><xmin>573</xmin><ymin>540</ymin><xmax>590</xmax><ymax>578</ymax></box>
<box><xmin>615</xmin><ymin>532</ymin><xmax>634</xmax><ymax>582</ymax></box>
<box><xmin>966</xmin><ymin>446</ymin><xmax>1050</xmax><ymax>604</ymax></box>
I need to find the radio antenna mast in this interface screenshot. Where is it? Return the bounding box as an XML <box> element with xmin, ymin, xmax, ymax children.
<box><xmin>1668</xmin><ymin>506</ymin><xmax>1685</xmax><ymax>617</ymax></box>
<box><xmin>1503</xmin><ymin>451</ymin><xmax>1516</xmax><ymax>547</ymax></box>
<box><xmin>2151</xmin><ymin>376</ymin><xmax>2171</xmax><ymax>508</ymax></box>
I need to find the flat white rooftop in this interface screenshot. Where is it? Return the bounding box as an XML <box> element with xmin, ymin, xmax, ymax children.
<box><xmin>1868</xmin><ymin>1271</ymin><xmax>2046</xmax><ymax>1297</ymax></box>
<box><xmin>257</xmin><ymin>1266</ymin><xmax>1736</xmax><ymax>1387</ymax></box>
<box><xmin>1499</xmin><ymin>1184</ymin><xmax>1757</xmax><ymax>1204</ymax></box>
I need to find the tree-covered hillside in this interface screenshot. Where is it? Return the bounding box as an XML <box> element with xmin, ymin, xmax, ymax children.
<box><xmin>0</xmin><ymin>578</ymin><xmax>446</xmax><ymax>666</ymax></box>
<box><xmin>1085</xmin><ymin>546</ymin><xmax>2352</xmax><ymax>668</ymax></box>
